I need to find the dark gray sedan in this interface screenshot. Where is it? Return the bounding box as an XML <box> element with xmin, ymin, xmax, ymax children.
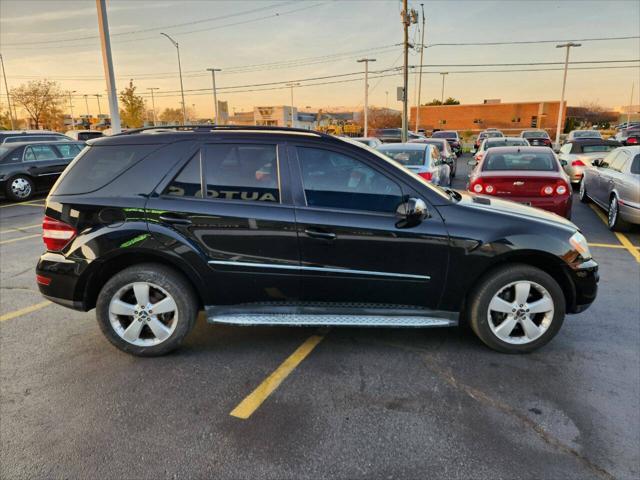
<box><xmin>579</xmin><ymin>146</ymin><xmax>640</xmax><ymax>230</ymax></box>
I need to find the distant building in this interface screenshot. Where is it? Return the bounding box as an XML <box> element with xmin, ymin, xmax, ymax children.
<box><xmin>411</xmin><ymin>100</ymin><xmax>565</xmax><ymax>139</ymax></box>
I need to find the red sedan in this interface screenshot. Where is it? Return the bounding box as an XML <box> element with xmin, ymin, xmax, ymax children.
<box><xmin>468</xmin><ymin>146</ymin><xmax>572</xmax><ymax>218</ymax></box>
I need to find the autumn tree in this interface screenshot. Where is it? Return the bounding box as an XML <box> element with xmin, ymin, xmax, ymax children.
<box><xmin>119</xmin><ymin>80</ymin><xmax>145</xmax><ymax>128</ymax></box>
<box><xmin>159</xmin><ymin>106</ymin><xmax>194</xmax><ymax>125</ymax></box>
<box><xmin>0</xmin><ymin>109</ymin><xmax>12</xmax><ymax>130</ymax></box>
<box><xmin>10</xmin><ymin>79</ymin><xmax>62</xmax><ymax>129</ymax></box>
<box><xmin>357</xmin><ymin>107</ymin><xmax>401</xmax><ymax>129</ymax></box>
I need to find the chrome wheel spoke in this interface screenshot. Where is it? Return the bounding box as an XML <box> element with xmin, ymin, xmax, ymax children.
<box><xmin>110</xmin><ymin>299</ymin><xmax>136</xmax><ymax>316</ymax></box>
<box><xmin>489</xmin><ymin>296</ymin><xmax>513</xmax><ymax>314</ymax></box>
<box><xmin>150</xmin><ymin>296</ymin><xmax>177</xmax><ymax>315</ymax></box>
<box><xmin>494</xmin><ymin>315</ymin><xmax>517</xmax><ymax>340</ymax></box>
<box><xmin>528</xmin><ymin>296</ymin><xmax>553</xmax><ymax>314</ymax></box>
<box><xmin>521</xmin><ymin>316</ymin><xmax>541</xmax><ymax>340</ymax></box>
<box><xmin>122</xmin><ymin>319</ymin><xmax>145</xmax><ymax>343</ymax></box>
<box><xmin>514</xmin><ymin>282</ymin><xmax>531</xmax><ymax>305</ymax></box>
<box><xmin>147</xmin><ymin>316</ymin><xmax>171</xmax><ymax>341</ymax></box>
<box><xmin>133</xmin><ymin>282</ymin><xmax>150</xmax><ymax>306</ymax></box>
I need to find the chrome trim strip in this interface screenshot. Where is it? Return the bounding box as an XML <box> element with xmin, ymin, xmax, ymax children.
<box><xmin>208</xmin><ymin>260</ymin><xmax>430</xmax><ymax>280</ymax></box>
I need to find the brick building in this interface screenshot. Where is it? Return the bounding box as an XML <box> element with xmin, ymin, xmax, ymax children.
<box><xmin>411</xmin><ymin>100</ymin><xmax>565</xmax><ymax>140</ymax></box>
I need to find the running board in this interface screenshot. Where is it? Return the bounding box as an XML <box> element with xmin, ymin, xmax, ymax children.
<box><xmin>205</xmin><ymin>303</ymin><xmax>458</xmax><ymax>328</ymax></box>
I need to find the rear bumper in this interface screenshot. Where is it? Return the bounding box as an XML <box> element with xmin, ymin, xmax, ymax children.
<box><xmin>36</xmin><ymin>252</ymin><xmax>90</xmax><ymax>311</ymax></box>
<box><xmin>491</xmin><ymin>195</ymin><xmax>572</xmax><ymax>218</ymax></box>
<box><xmin>567</xmin><ymin>259</ymin><xmax>599</xmax><ymax>314</ymax></box>
<box><xmin>619</xmin><ymin>201</ymin><xmax>640</xmax><ymax>225</ymax></box>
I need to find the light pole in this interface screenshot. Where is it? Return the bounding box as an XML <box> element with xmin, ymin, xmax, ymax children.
<box><xmin>147</xmin><ymin>88</ymin><xmax>159</xmax><ymax>125</ymax></box>
<box><xmin>206</xmin><ymin>68</ymin><xmax>222</xmax><ymax>125</ymax></box>
<box><xmin>554</xmin><ymin>42</ymin><xmax>581</xmax><ymax>149</ymax></box>
<box><xmin>160</xmin><ymin>32</ymin><xmax>186</xmax><ymax>125</ymax></box>
<box><xmin>96</xmin><ymin>0</ymin><xmax>121</xmax><ymax>133</ymax></box>
<box><xmin>385</xmin><ymin>91</ymin><xmax>389</xmax><ymax>109</ymax></box>
<box><xmin>357</xmin><ymin>58</ymin><xmax>376</xmax><ymax>137</ymax></box>
<box><xmin>440</xmin><ymin>72</ymin><xmax>448</xmax><ymax>104</ymax></box>
<box><xmin>94</xmin><ymin>94</ymin><xmax>102</xmax><ymax>115</ymax></box>
<box><xmin>286</xmin><ymin>82</ymin><xmax>300</xmax><ymax>127</ymax></box>
<box><xmin>626</xmin><ymin>82</ymin><xmax>635</xmax><ymax>127</ymax></box>
<box><xmin>68</xmin><ymin>90</ymin><xmax>76</xmax><ymax>129</ymax></box>
<box><xmin>401</xmin><ymin>0</ymin><xmax>410</xmax><ymax>142</ymax></box>
<box><xmin>83</xmin><ymin>94</ymin><xmax>90</xmax><ymax>115</ymax></box>
<box><xmin>415</xmin><ymin>3</ymin><xmax>425</xmax><ymax>132</ymax></box>
<box><xmin>0</xmin><ymin>53</ymin><xmax>15</xmax><ymax>129</ymax></box>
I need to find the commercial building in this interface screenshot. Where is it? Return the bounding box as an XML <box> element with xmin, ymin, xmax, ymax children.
<box><xmin>227</xmin><ymin>106</ymin><xmax>356</xmax><ymax>130</ymax></box>
<box><xmin>411</xmin><ymin>100</ymin><xmax>565</xmax><ymax>139</ymax></box>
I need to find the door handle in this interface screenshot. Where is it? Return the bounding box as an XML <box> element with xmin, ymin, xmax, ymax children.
<box><xmin>304</xmin><ymin>229</ymin><xmax>336</xmax><ymax>240</ymax></box>
<box><xmin>159</xmin><ymin>214</ymin><xmax>192</xmax><ymax>226</ymax></box>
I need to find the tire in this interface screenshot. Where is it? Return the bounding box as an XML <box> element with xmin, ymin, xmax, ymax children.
<box><xmin>607</xmin><ymin>195</ymin><xmax>631</xmax><ymax>232</ymax></box>
<box><xmin>96</xmin><ymin>263</ymin><xmax>198</xmax><ymax>357</ymax></box>
<box><xmin>5</xmin><ymin>175</ymin><xmax>34</xmax><ymax>201</ymax></box>
<box><xmin>467</xmin><ymin>264</ymin><xmax>565</xmax><ymax>353</ymax></box>
<box><xmin>578</xmin><ymin>177</ymin><xmax>590</xmax><ymax>203</ymax></box>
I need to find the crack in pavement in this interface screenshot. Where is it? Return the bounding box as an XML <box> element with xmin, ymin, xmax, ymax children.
<box><xmin>375</xmin><ymin>339</ymin><xmax>615</xmax><ymax>480</ymax></box>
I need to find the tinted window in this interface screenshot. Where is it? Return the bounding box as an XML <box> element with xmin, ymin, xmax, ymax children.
<box><xmin>581</xmin><ymin>144</ymin><xmax>617</xmax><ymax>153</ymax></box>
<box><xmin>573</xmin><ymin>131</ymin><xmax>601</xmax><ymax>138</ymax></box>
<box><xmin>522</xmin><ymin>131</ymin><xmax>549</xmax><ymax>139</ymax></box>
<box><xmin>55</xmin><ymin>143</ymin><xmax>83</xmax><ymax>158</ymax></box>
<box><xmin>204</xmin><ymin>144</ymin><xmax>279</xmax><ymax>203</ymax></box>
<box><xmin>485</xmin><ymin>139</ymin><xmax>529</xmax><ymax>149</ymax></box>
<box><xmin>631</xmin><ymin>154</ymin><xmax>640</xmax><ymax>174</ymax></box>
<box><xmin>0</xmin><ymin>146</ymin><xmax>22</xmax><ymax>163</ymax></box>
<box><xmin>53</xmin><ymin>144</ymin><xmax>157</xmax><ymax>195</ymax></box>
<box><xmin>483</xmin><ymin>152</ymin><xmax>558</xmax><ymax>171</ymax></box>
<box><xmin>24</xmin><ymin>145</ymin><xmax>59</xmax><ymax>161</ymax></box>
<box><xmin>378</xmin><ymin>148</ymin><xmax>426</xmax><ymax>166</ymax></box>
<box><xmin>165</xmin><ymin>153</ymin><xmax>202</xmax><ymax>198</ymax></box>
<box><xmin>432</xmin><ymin>131</ymin><xmax>456</xmax><ymax>139</ymax></box>
<box><xmin>77</xmin><ymin>132</ymin><xmax>103</xmax><ymax>141</ymax></box>
<box><xmin>298</xmin><ymin>147</ymin><xmax>402</xmax><ymax>213</ymax></box>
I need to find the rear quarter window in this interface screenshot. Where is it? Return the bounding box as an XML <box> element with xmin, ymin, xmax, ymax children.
<box><xmin>51</xmin><ymin>144</ymin><xmax>159</xmax><ymax>195</ymax></box>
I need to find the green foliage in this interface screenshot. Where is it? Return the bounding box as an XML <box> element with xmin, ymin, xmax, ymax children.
<box><xmin>443</xmin><ymin>97</ymin><xmax>460</xmax><ymax>105</ymax></box>
<box><xmin>10</xmin><ymin>79</ymin><xmax>62</xmax><ymax>129</ymax></box>
<box><xmin>119</xmin><ymin>80</ymin><xmax>146</xmax><ymax>128</ymax></box>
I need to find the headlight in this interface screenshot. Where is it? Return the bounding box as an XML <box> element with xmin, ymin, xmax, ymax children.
<box><xmin>569</xmin><ymin>231</ymin><xmax>591</xmax><ymax>260</ymax></box>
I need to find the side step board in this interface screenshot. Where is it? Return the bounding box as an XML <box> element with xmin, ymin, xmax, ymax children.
<box><xmin>205</xmin><ymin>304</ymin><xmax>458</xmax><ymax>328</ymax></box>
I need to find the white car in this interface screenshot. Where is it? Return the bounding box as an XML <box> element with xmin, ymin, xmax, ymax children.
<box><xmin>65</xmin><ymin>130</ymin><xmax>104</xmax><ymax>141</ymax></box>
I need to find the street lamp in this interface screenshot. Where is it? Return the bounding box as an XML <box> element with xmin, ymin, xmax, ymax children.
<box><xmin>286</xmin><ymin>82</ymin><xmax>300</xmax><ymax>127</ymax></box>
<box><xmin>440</xmin><ymin>72</ymin><xmax>448</xmax><ymax>104</ymax></box>
<box><xmin>160</xmin><ymin>32</ymin><xmax>186</xmax><ymax>125</ymax></box>
<box><xmin>554</xmin><ymin>42</ymin><xmax>581</xmax><ymax>149</ymax></box>
<box><xmin>357</xmin><ymin>58</ymin><xmax>376</xmax><ymax>137</ymax></box>
<box><xmin>68</xmin><ymin>90</ymin><xmax>77</xmax><ymax>129</ymax></box>
<box><xmin>147</xmin><ymin>88</ymin><xmax>159</xmax><ymax>125</ymax></box>
<box><xmin>206</xmin><ymin>68</ymin><xmax>222</xmax><ymax>125</ymax></box>
<box><xmin>94</xmin><ymin>94</ymin><xmax>102</xmax><ymax>115</ymax></box>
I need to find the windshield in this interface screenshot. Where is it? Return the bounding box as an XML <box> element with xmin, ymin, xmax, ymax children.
<box><xmin>482</xmin><ymin>151</ymin><xmax>558</xmax><ymax>171</ymax></box>
<box><xmin>337</xmin><ymin>137</ymin><xmax>450</xmax><ymax>200</ymax></box>
<box><xmin>522</xmin><ymin>131</ymin><xmax>549</xmax><ymax>139</ymax></box>
<box><xmin>378</xmin><ymin>148</ymin><xmax>426</xmax><ymax>166</ymax></box>
<box><xmin>432</xmin><ymin>131</ymin><xmax>456</xmax><ymax>139</ymax></box>
<box><xmin>574</xmin><ymin>130</ymin><xmax>601</xmax><ymax>138</ymax></box>
<box><xmin>486</xmin><ymin>139</ymin><xmax>529</xmax><ymax>149</ymax></box>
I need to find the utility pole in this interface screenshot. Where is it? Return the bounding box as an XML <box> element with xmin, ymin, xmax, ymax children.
<box><xmin>627</xmin><ymin>82</ymin><xmax>635</xmax><ymax>126</ymax></box>
<box><xmin>286</xmin><ymin>82</ymin><xmax>300</xmax><ymax>127</ymax></box>
<box><xmin>357</xmin><ymin>58</ymin><xmax>376</xmax><ymax>137</ymax></box>
<box><xmin>147</xmin><ymin>88</ymin><xmax>159</xmax><ymax>125</ymax></box>
<box><xmin>415</xmin><ymin>3</ymin><xmax>425</xmax><ymax>132</ymax></box>
<box><xmin>83</xmin><ymin>94</ymin><xmax>90</xmax><ymax>115</ymax></box>
<box><xmin>440</xmin><ymin>72</ymin><xmax>448</xmax><ymax>103</ymax></box>
<box><xmin>0</xmin><ymin>54</ymin><xmax>15</xmax><ymax>129</ymax></box>
<box><xmin>160</xmin><ymin>32</ymin><xmax>186</xmax><ymax>125</ymax></box>
<box><xmin>400</xmin><ymin>1</ymin><xmax>417</xmax><ymax>142</ymax></box>
<box><xmin>96</xmin><ymin>0</ymin><xmax>121</xmax><ymax>133</ymax></box>
<box><xmin>385</xmin><ymin>91</ymin><xmax>389</xmax><ymax>109</ymax></box>
<box><xmin>206</xmin><ymin>68</ymin><xmax>222</xmax><ymax>125</ymax></box>
<box><xmin>68</xmin><ymin>91</ymin><xmax>76</xmax><ymax>129</ymax></box>
<box><xmin>94</xmin><ymin>94</ymin><xmax>102</xmax><ymax>115</ymax></box>
<box><xmin>554</xmin><ymin>42</ymin><xmax>581</xmax><ymax>149</ymax></box>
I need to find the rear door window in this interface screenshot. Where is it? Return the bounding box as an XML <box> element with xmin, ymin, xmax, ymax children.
<box><xmin>23</xmin><ymin>145</ymin><xmax>59</xmax><ymax>161</ymax></box>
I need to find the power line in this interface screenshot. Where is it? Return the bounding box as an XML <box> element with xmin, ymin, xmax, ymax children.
<box><xmin>420</xmin><ymin>35</ymin><xmax>640</xmax><ymax>48</ymax></box>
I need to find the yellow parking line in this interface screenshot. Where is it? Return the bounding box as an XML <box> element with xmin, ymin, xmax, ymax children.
<box><xmin>230</xmin><ymin>333</ymin><xmax>325</xmax><ymax>419</ymax></box>
<box><xmin>0</xmin><ymin>233</ymin><xmax>41</xmax><ymax>245</ymax></box>
<box><xmin>0</xmin><ymin>200</ymin><xmax>45</xmax><ymax>209</ymax></box>
<box><xmin>588</xmin><ymin>243</ymin><xmax>638</xmax><ymax>250</ymax></box>
<box><xmin>0</xmin><ymin>301</ymin><xmax>51</xmax><ymax>322</ymax></box>
<box><xmin>589</xmin><ymin>204</ymin><xmax>640</xmax><ymax>263</ymax></box>
<box><xmin>0</xmin><ymin>223</ymin><xmax>41</xmax><ymax>235</ymax></box>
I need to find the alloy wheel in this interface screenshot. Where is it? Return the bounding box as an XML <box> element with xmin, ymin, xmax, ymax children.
<box><xmin>11</xmin><ymin>177</ymin><xmax>32</xmax><ymax>199</ymax></box>
<box><xmin>487</xmin><ymin>281</ymin><xmax>554</xmax><ymax>345</ymax></box>
<box><xmin>108</xmin><ymin>281</ymin><xmax>179</xmax><ymax>347</ymax></box>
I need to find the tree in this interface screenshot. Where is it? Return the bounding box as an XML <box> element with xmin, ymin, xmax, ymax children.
<box><xmin>0</xmin><ymin>109</ymin><xmax>12</xmax><ymax>130</ymax></box>
<box><xmin>119</xmin><ymin>80</ymin><xmax>145</xmax><ymax>128</ymax></box>
<box><xmin>425</xmin><ymin>99</ymin><xmax>442</xmax><ymax>106</ymax></box>
<box><xmin>578</xmin><ymin>101</ymin><xmax>617</xmax><ymax>128</ymax></box>
<box><xmin>10</xmin><ymin>79</ymin><xmax>62</xmax><ymax>129</ymax></box>
<box><xmin>356</xmin><ymin>107</ymin><xmax>401</xmax><ymax>129</ymax></box>
<box><xmin>159</xmin><ymin>106</ymin><xmax>195</xmax><ymax>125</ymax></box>
<box><xmin>443</xmin><ymin>97</ymin><xmax>460</xmax><ymax>105</ymax></box>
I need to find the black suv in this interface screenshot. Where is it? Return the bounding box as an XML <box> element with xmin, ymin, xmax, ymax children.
<box><xmin>36</xmin><ymin>126</ymin><xmax>598</xmax><ymax>356</ymax></box>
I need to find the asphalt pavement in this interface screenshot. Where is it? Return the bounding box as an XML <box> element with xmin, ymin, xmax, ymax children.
<box><xmin>1</xmin><ymin>156</ymin><xmax>639</xmax><ymax>479</ymax></box>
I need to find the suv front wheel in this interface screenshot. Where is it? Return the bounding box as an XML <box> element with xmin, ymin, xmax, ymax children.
<box><xmin>96</xmin><ymin>264</ymin><xmax>198</xmax><ymax>356</ymax></box>
<box><xmin>468</xmin><ymin>264</ymin><xmax>565</xmax><ymax>353</ymax></box>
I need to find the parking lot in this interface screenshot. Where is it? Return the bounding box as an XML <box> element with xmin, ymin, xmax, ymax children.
<box><xmin>1</xmin><ymin>155</ymin><xmax>638</xmax><ymax>479</ymax></box>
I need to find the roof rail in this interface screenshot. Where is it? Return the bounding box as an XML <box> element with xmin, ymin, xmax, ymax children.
<box><xmin>115</xmin><ymin>124</ymin><xmax>330</xmax><ymax>137</ymax></box>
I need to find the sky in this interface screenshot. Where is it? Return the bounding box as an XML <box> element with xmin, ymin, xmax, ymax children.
<box><xmin>1</xmin><ymin>0</ymin><xmax>639</xmax><ymax>119</ymax></box>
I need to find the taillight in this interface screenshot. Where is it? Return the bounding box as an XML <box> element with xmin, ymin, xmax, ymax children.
<box><xmin>470</xmin><ymin>179</ymin><xmax>493</xmax><ymax>194</ymax></box>
<box><xmin>42</xmin><ymin>216</ymin><xmax>76</xmax><ymax>251</ymax></box>
<box><xmin>485</xmin><ymin>185</ymin><xmax>495</xmax><ymax>194</ymax></box>
<box><xmin>556</xmin><ymin>184</ymin><xmax>567</xmax><ymax>195</ymax></box>
<box><xmin>418</xmin><ymin>172</ymin><xmax>433</xmax><ymax>181</ymax></box>
<box><xmin>541</xmin><ymin>185</ymin><xmax>554</xmax><ymax>195</ymax></box>
<box><xmin>472</xmin><ymin>183</ymin><xmax>483</xmax><ymax>193</ymax></box>
<box><xmin>541</xmin><ymin>181</ymin><xmax>569</xmax><ymax>196</ymax></box>
<box><xmin>627</xmin><ymin>137</ymin><xmax>638</xmax><ymax>144</ymax></box>
<box><xmin>475</xmin><ymin>153</ymin><xmax>483</xmax><ymax>162</ymax></box>
<box><xmin>571</xmin><ymin>159</ymin><xmax>586</xmax><ymax>167</ymax></box>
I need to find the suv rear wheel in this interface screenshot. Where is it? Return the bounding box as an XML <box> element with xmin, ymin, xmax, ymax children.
<box><xmin>468</xmin><ymin>264</ymin><xmax>565</xmax><ymax>353</ymax></box>
<box><xmin>96</xmin><ymin>264</ymin><xmax>198</xmax><ymax>356</ymax></box>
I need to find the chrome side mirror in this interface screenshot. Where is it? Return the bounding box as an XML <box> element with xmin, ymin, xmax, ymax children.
<box><xmin>396</xmin><ymin>198</ymin><xmax>429</xmax><ymax>228</ymax></box>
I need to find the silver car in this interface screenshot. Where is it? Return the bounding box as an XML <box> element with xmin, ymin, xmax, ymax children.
<box><xmin>565</xmin><ymin>129</ymin><xmax>602</xmax><ymax>142</ymax></box>
<box><xmin>352</xmin><ymin>137</ymin><xmax>383</xmax><ymax>149</ymax></box>
<box><xmin>377</xmin><ymin>143</ymin><xmax>450</xmax><ymax>186</ymax></box>
<box><xmin>579</xmin><ymin>146</ymin><xmax>640</xmax><ymax>230</ymax></box>
<box><xmin>558</xmin><ymin>139</ymin><xmax>621</xmax><ymax>184</ymax></box>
